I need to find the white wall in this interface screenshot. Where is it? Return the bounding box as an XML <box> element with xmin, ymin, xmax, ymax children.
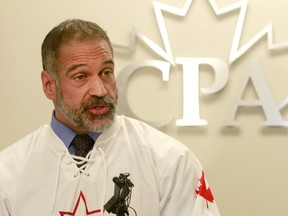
<box><xmin>1</xmin><ymin>0</ymin><xmax>288</xmax><ymax>215</ymax></box>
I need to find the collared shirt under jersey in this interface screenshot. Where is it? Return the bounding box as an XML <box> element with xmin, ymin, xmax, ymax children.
<box><xmin>50</xmin><ymin>112</ymin><xmax>101</xmax><ymax>155</ymax></box>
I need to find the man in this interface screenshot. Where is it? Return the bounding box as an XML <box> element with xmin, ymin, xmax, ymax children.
<box><xmin>0</xmin><ymin>19</ymin><xmax>220</xmax><ymax>216</ymax></box>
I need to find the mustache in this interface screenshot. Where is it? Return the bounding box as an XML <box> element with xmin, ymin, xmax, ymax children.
<box><xmin>82</xmin><ymin>96</ymin><xmax>116</xmax><ymax>111</ymax></box>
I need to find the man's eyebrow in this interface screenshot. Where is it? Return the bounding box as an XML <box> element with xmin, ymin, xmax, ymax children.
<box><xmin>67</xmin><ymin>63</ymin><xmax>87</xmax><ymax>74</ymax></box>
<box><xmin>103</xmin><ymin>59</ymin><xmax>115</xmax><ymax>66</ymax></box>
<box><xmin>66</xmin><ymin>59</ymin><xmax>114</xmax><ymax>74</ymax></box>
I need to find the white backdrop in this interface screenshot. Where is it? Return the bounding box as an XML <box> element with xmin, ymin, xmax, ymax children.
<box><xmin>1</xmin><ymin>0</ymin><xmax>288</xmax><ymax>215</ymax></box>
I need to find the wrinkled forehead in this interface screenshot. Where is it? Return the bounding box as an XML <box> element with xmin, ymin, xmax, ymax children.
<box><xmin>59</xmin><ymin>37</ymin><xmax>113</xmax><ymax>57</ymax></box>
<box><xmin>59</xmin><ymin>39</ymin><xmax>113</xmax><ymax>58</ymax></box>
<box><xmin>57</xmin><ymin>39</ymin><xmax>114</xmax><ymax>72</ymax></box>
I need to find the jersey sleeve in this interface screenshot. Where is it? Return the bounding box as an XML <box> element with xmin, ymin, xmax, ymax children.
<box><xmin>158</xmin><ymin>150</ymin><xmax>221</xmax><ymax>216</ymax></box>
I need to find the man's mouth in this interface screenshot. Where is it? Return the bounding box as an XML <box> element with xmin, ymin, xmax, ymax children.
<box><xmin>88</xmin><ymin>105</ymin><xmax>110</xmax><ymax>115</ymax></box>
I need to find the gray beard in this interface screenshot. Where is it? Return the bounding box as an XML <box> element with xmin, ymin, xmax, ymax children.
<box><xmin>56</xmin><ymin>90</ymin><xmax>118</xmax><ymax>133</ymax></box>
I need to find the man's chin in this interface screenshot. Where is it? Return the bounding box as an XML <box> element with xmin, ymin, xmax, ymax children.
<box><xmin>82</xmin><ymin>116</ymin><xmax>114</xmax><ymax>132</ymax></box>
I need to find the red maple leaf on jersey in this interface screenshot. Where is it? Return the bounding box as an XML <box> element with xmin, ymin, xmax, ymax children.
<box><xmin>59</xmin><ymin>191</ymin><xmax>102</xmax><ymax>216</ymax></box>
<box><xmin>195</xmin><ymin>171</ymin><xmax>214</xmax><ymax>208</ymax></box>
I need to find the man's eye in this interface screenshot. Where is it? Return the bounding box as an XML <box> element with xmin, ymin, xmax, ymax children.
<box><xmin>100</xmin><ymin>70</ymin><xmax>113</xmax><ymax>77</ymax></box>
<box><xmin>75</xmin><ymin>74</ymin><xmax>86</xmax><ymax>80</ymax></box>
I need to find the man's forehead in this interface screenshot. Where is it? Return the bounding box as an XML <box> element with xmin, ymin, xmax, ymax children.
<box><xmin>59</xmin><ymin>40</ymin><xmax>112</xmax><ymax>60</ymax></box>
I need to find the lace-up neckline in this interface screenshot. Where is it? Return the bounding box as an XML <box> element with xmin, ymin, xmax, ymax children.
<box><xmin>49</xmin><ymin>125</ymin><xmax>110</xmax><ymax>216</ymax></box>
<box><xmin>52</xmin><ymin>147</ymin><xmax>107</xmax><ymax>216</ymax></box>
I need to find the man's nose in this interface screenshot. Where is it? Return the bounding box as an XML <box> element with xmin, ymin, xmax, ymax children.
<box><xmin>88</xmin><ymin>76</ymin><xmax>107</xmax><ymax>97</ymax></box>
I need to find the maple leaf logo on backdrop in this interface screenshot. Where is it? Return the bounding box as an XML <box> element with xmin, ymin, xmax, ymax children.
<box><xmin>113</xmin><ymin>0</ymin><xmax>288</xmax><ymax>65</ymax></box>
<box><xmin>59</xmin><ymin>191</ymin><xmax>102</xmax><ymax>216</ymax></box>
<box><xmin>195</xmin><ymin>171</ymin><xmax>214</xmax><ymax>208</ymax></box>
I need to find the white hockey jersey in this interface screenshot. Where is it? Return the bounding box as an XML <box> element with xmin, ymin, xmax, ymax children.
<box><xmin>0</xmin><ymin>115</ymin><xmax>220</xmax><ymax>216</ymax></box>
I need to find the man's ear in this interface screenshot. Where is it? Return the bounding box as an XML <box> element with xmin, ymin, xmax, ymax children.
<box><xmin>41</xmin><ymin>71</ymin><xmax>57</xmax><ymax>100</ymax></box>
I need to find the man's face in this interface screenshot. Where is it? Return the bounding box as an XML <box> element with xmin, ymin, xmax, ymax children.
<box><xmin>53</xmin><ymin>39</ymin><xmax>117</xmax><ymax>133</ymax></box>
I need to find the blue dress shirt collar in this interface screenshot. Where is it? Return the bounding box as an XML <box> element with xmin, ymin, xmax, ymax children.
<box><xmin>50</xmin><ymin>112</ymin><xmax>101</xmax><ymax>154</ymax></box>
